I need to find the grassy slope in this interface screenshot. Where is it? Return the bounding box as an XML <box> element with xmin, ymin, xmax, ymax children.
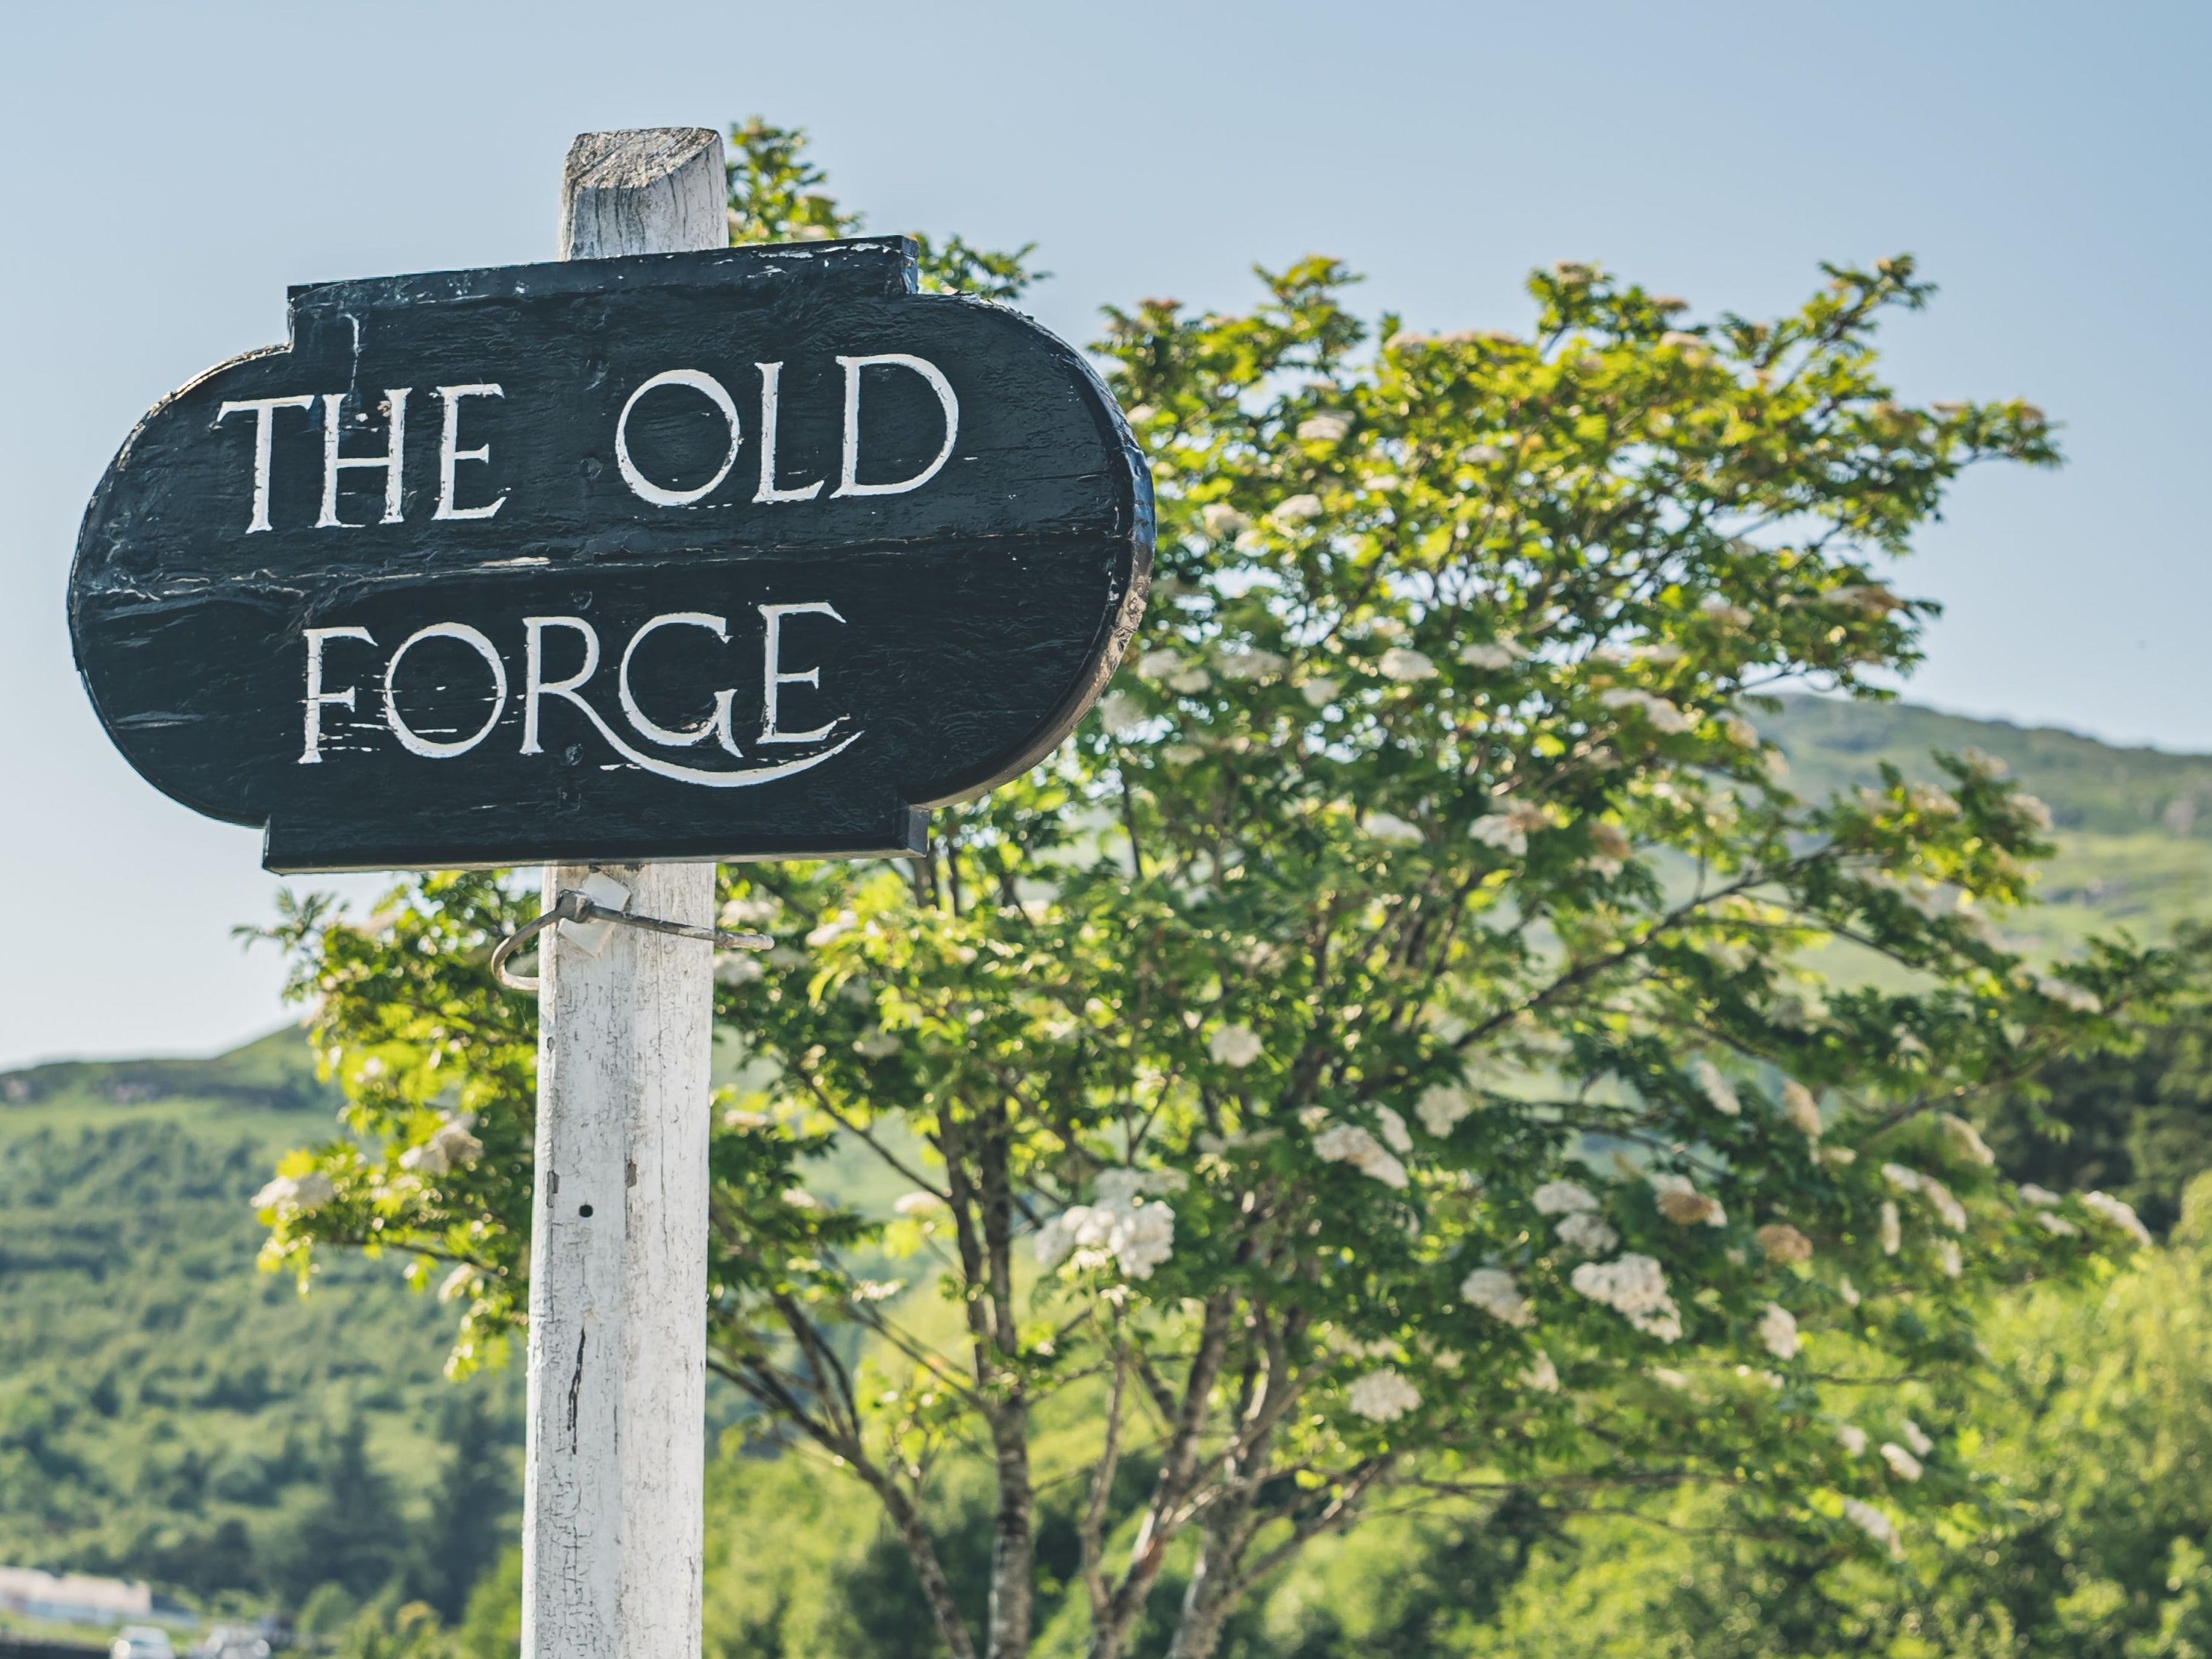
<box><xmin>3</xmin><ymin>693</ymin><xmax>2208</xmax><ymax>1605</ymax></box>
<box><xmin>1757</xmin><ymin>694</ymin><xmax>2212</xmax><ymax>953</ymax></box>
<box><xmin>0</xmin><ymin>1028</ymin><xmax>517</xmax><ymax>1594</ymax></box>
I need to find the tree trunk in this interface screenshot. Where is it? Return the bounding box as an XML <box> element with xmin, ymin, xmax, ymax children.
<box><xmin>1164</xmin><ymin>1526</ymin><xmax>1241</xmax><ymax>1659</ymax></box>
<box><xmin>868</xmin><ymin>1467</ymin><xmax>980</xmax><ymax>1659</ymax></box>
<box><xmin>986</xmin><ymin>1402</ymin><xmax>1034</xmax><ymax>1659</ymax></box>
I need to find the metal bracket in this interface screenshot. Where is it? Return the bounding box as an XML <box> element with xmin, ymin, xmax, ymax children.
<box><xmin>490</xmin><ymin>884</ymin><xmax>772</xmax><ymax>994</ymax></box>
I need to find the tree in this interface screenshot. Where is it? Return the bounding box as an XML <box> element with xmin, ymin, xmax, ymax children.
<box><xmin>254</xmin><ymin>121</ymin><xmax>2185</xmax><ymax>1659</ymax></box>
<box><xmin>1987</xmin><ymin>921</ymin><xmax>2212</xmax><ymax>1236</ymax></box>
<box><xmin>413</xmin><ymin>1388</ymin><xmax>516</xmax><ymax>1622</ymax></box>
<box><xmin>270</xmin><ymin>1414</ymin><xmax>409</xmax><ymax>1609</ymax></box>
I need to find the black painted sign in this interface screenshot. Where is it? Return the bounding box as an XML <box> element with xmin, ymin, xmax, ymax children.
<box><xmin>69</xmin><ymin>238</ymin><xmax>1153</xmax><ymax>872</ymax></box>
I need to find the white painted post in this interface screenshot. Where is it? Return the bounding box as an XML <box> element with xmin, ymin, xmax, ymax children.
<box><xmin>523</xmin><ymin>128</ymin><xmax>727</xmax><ymax>1659</ymax></box>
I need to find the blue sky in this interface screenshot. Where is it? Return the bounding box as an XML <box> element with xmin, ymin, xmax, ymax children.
<box><xmin>1</xmin><ymin>0</ymin><xmax>2205</xmax><ymax>1067</ymax></box>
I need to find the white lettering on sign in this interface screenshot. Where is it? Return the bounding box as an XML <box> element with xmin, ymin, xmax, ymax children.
<box><xmin>225</xmin><ymin>353</ymin><xmax>963</xmax><ymax>529</ymax></box>
<box><xmin>613</xmin><ymin>369</ymin><xmax>742</xmax><ymax>507</ymax></box>
<box><xmin>433</xmin><ymin>384</ymin><xmax>507</xmax><ymax>520</ymax></box>
<box><xmin>758</xmin><ymin>601</ymin><xmax>845</xmax><ymax>744</ymax></box>
<box><xmin>752</xmin><ymin>363</ymin><xmax>824</xmax><ymax>504</ymax></box>
<box><xmin>216</xmin><ymin>395</ymin><xmax>317</xmax><ymax>533</ymax></box>
<box><xmin>831</xmin><ymin>354</ymin><xmax>959</xmax><ymax>498</ymax></box>
<box><xmin>275</xmin><ymin>609</ymin><xmax>844</xmax><ymax>786</ymax></box>
<box><xmin>318</xmin><ymin>389</ymin><xmax>410</xmax><ymax>527</ymax></box>
<box><xmin>383</xmin><ymin>622</ymin><xmax>508</xmax><ymax>757</ymax></box>
<box><xmin>299</xmin><ymin>625</ymin><xmax>377</xmax><ymax>762</ymax></box>
<box><xmin>618</xmin><ymin>612</ymin><xmax>744</xmax><ymax>756</ymax></box>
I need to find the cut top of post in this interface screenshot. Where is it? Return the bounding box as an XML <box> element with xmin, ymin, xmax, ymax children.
<box><xmin>560</xmin><ymin>127</ymin><xmax>727</xmax><ymax>260</ymax></box>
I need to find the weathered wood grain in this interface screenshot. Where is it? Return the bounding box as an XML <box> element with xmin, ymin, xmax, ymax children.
<box><xmin>522</xmin><ymin>128</ymin><xmax>724</xmax><ymax>1659</ymax></box>
<box><xmin>559</xmin><ymin>128</ymin><xmax>727</xmax><ymax>261</ymax></box>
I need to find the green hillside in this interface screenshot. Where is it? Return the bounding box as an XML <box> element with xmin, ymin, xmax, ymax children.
<box><xmin>3</xmin><ymin>693</ymin><xmax>2210</xmax><ymax>1634</ymax></box>
<box><xmin>1758</xmin><ymin>694</ymin><xmax>2212</xmax><ymax>951</ymax></box>
<box><xmin>0</xmin><ymin>1029</ymin><xmax>520</xmax><ymax>1626</ymax></box>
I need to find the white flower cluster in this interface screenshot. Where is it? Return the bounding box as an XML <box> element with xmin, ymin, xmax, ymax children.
<box><xmin>1135</xmin><ymin>648</ymin><xmax>1211</xmax><ymax>693</ymax></box>
<box><xmin>1533</xmin><ymin>1180</ymin><xmax>1600</xmax><ymax>1215</ymax></box>
<box><xmin>1460</xmin><ymin>1267</ymin><xmax>1535</xmax><ymax>1328</ymax></box>
<box><xmin>251</xmin><ymin>1171</ymin><xmax>335</xmax><ymax>1214</ymax></box>
<box><xmin>1755</xmin><ymin>1223</ymin><xmax>1814</xmax><ymax>1264</ymax></box>
<box><xmin>1937</xmin><ymin>1113</ymin><xmax>1996</xmax><ymax>1166</ymax></box>
<box><xmin>1882</xmin><ymin>1162</ymin><xmax>1966</xmax><ymax>1232</ymax></box>
<box><xmin>1652</xmin><ymin>1172</ymin><xmax>1726</xmax><ymax>1229</ymax></box>
<box><xmin>1209</xmin><ymin>1025</ymin><xmax>1264</xmax><ymax>1067</ymax></box>
<box><xmin>1033</xmin><ymin>1169</ymin><xmax>1182</xmax><ymax>1280</ymax></box>
<box><xmin>1585</xmin><ymin>820</ymin><xmax>1632</xmax><ymax>876</ymax></box>
<box><xmin>892</xmin><ymin>1191</ymin><xmax>946</xmax><ymax>1218</ymax></box>
<box><xmin>1599</xmin><ymin>687</ymin><xmax>1692</xmax><ymax>735</ymax></box>
<box><xmin>1297</xmin><ymin>411</ymin><xmax>1354</xmax><ymax>445</ymax></box>
<box><xmin>1570</xmin><ymin>1254</ymin><xmax>1682</xmax><ymax>1341</ymax></box>
<box><xmin>714</xmin><ymin>955</ymin><xmax>765</xmax><ymax>986</ymax></box>
<box><xmin>399</xmin><ymin>1114</ymin><xmax>483</xmax><ymax>1177</ymax></box>
<box><xmin>1781</xmin><ymin>1081</ymin><xmax>1823</xmax><ymax>1139</ymax></box>
<box><xmin>1313</xmin><ymin>1122</ymin><xmax>1409</xmax><ymax>1189</ymax></box>
<box><xmin>1459</xmin><ymin>639</ymin><xmax>1526</xmax><ymax>671</ymax></box>
<box><xmin>1836</xmin><ymin>1422</ymin><xmax>1869</xmax><ymax>1455</ymax></box>
<box><xmin>1095</xmin><ymin>691</ymin><xmax>1147</xmax><ymax>736</ymax></box>
<box><xmin>1879</xmin><ymin>1441</ymin><xmax>1923</xmax><ymax>1481</ymax></box>
<box><xmin>2022</xmin><ymin>1186</ymin><xmax>2079</xmax><ymax>1237</ymax></box>
<box><xmin>1346</xmin><ymin>1367</ymin><xmax>1420</xmax><ymax>1423</ymax></box>
<box><xmin>1555</xmin><ymin>1211</ymin><xmax>1620</xmax><ymax>1255</ymax></box>
<box><xmin>1520</xmin><ymin>1352</ymin><xmax>1561</xmax><ymax>1392</ymax></box>
<box><xmin>719</xmin><ymin>894</ymin><xmax>780</xmax><ymax>928</ymax></box>
<box><xmin>1215</xmin><ymin>645</ymin><xmax>1288</xmax><ymax>681</ymax></box>
<box><xmin>2082</xmin><ymin>1190</ymin><xmax>2153</xmax><ymax>1247</ymax></box>
<box><xmin>1842</xmin><ymin>1498</ymin><xmax>1902</xmax><ymax>1558</ymax></box>
<box><xmin>1373</xmin><ymin>1106</ymin><xmax>1413</xmax><ymax>1153</ymax></box>
<box><xmin>1829</xmin><ymin>583</ymin><xmax>1905</xmax><ymax>617</ymax></box>
<box><xmin>1699</xmin><ymin>594</ymin><xmax>1752</xmax><ymax>627</ymax></box>
<box><xmin>1365</xmin><ymin>812</ymin><xmax>1426</xmax><ymax>847</ymax></box>
<box><xmin>1757</xmin><ymin>1302</ymin><xmax>1800</xmax><ymax>1361</ymax></box>
<box><xmin>1378</xmin><ymin>647</ymin><xmax>1437</xmax><ymax>683</ymax></box>
<box><xmin>1417</xmin><ymin>1083</ymin><xmax>1476</xmax><ymax>1137</ymax></box>
<box><xmin>1469</xmin><ymin>799</ymin><xmax>1550</xmax><ymax>857</ymax></box>
<box><xmin>1691</xmin><ymin>1058</ymin><xmax>1741</xmax><ymax>1116</ymax></box>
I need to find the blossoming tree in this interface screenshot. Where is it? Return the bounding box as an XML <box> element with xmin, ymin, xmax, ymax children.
<box><xmin>253</xmin><ymin>122</ymin><xmax>2181</xmax><ymax>1659</ymax></box>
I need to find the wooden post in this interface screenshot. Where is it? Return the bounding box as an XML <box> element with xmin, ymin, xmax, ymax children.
<box><xmin>523</xmin><ymin>128</ymin><xmax>726</xmax><ymax>1659</ymax></box>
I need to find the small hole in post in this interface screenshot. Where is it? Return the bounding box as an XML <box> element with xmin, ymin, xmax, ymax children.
<box><xmin>578</xmin><ymin>1204</ymin><xmax>595</xmax><ymax>1217</ymax></box>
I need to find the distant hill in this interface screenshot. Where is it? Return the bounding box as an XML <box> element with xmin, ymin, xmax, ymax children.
<box><xmin>0</xmin><ymin>1028</ymin><xmax>339</xmax><ymax>1114</ymax></box>
<box><xmin>1758</xmin><ymin>695</ymin><xmax>2212</xmax><ymax>950</ymax></box>
<box><xmin>0</xmin><ymin>1038</ymin><xmax>515</xmax><ymax>1615</ymax></box>
<box><xmin>1759</xmin><ymin>695</ymin><xmax>2212</xmax><ymax>841</ymax></box>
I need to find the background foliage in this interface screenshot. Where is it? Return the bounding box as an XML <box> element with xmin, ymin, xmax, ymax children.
<box><xmin>4</xmin><ymin>699</ymin><xmax>2210</xmax><ymax>1655</ymax></box>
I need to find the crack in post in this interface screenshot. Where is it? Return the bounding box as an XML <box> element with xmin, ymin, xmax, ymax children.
<box><xmin>566</xmin><ymin>1329</ymin><xmax>586</xmax><ymax>1450</ymax></box>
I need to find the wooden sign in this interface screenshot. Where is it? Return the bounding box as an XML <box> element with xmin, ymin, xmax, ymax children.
<box><xmin>69</xmin><ymin>237</ymin><xmax>1152</xmax><ymax>872</ymax></box>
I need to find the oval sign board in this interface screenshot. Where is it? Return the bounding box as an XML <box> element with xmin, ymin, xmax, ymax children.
<box><xmin>69</xmin><ymin>237</ymin><xmax>1152</xmax><ymax>872</ymax></box>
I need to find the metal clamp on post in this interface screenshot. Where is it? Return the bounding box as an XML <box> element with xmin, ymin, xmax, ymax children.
<box><xmin>490</xmin><ymin>887</ymin><xmax>773</xmax><ymax>994</ymax></box>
